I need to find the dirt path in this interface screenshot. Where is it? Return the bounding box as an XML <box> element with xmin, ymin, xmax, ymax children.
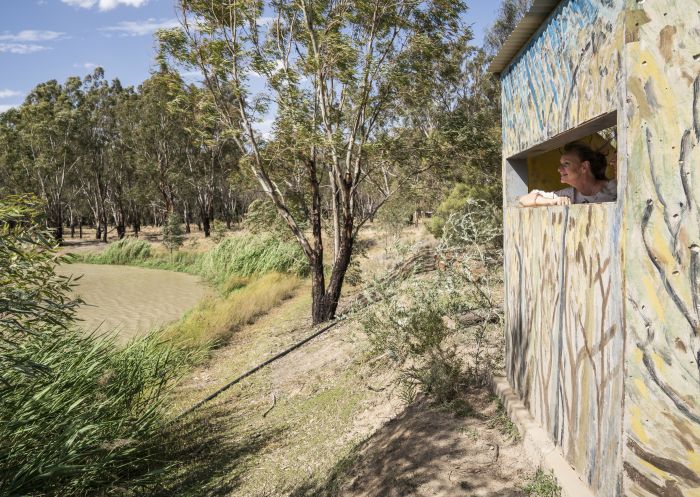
<box><xmin>158</xmin><ymin>279</ymin><xmax>535</xmax><ymax>497</ymax></box>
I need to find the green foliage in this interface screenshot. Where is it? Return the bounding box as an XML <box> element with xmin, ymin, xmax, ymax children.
<box><xmin>522</xmin><ymin>469</ymin><xmax>562</xmax><ymax>497</ymax></box>
<box><xmin>0</xmin><ymin>195</ymin><xmax>190</xmax><ymax>496</ymax></box>
<box><xmin>243</xmin><ymin>199</ymin><xmax>306</xmax><ymax>241</ymax></box>
<box><xmin>362</xmin><ymin>281</ymin><xmax>466</xmax><ymax>404</ymax></box>
<box><xmin>489</xmin><ymin>397</ymin><xmax>520</xmax><ymax>440</ymax></box>
<box><xmin>361</xmin><ymin>206</ymin><xmax>504</xmax><ymax>405</ymax></box>
<box><xmin>90</xmin><ymin>238</ymin><xmax>152</xmax><ymax>265</ymax></box>
<box><xmin>193</xmin><ymin>234</ymin><xmax>309</xmax><ymax>285</ymax></box>
<box><xmin>0</xmin><ymin>195</ymin><xmax>82</xmax><ymax>379</ymax></box>
<box><xmin>428</xmin><ymin>185</ymin><xmax>502</xmax><ymax>240</ymax></box>
<box><xmin>81</xmin><ymin>232</ymin><xmax>307</xmax><ymax>291</ymax></box>
<box><xmin>162</xmin><ymin>213</ymin><xmax>185</xmax><ymax>254</ymax></box>
<box><xmin>211</xmin><ymin>219</ymin><xmax>228</xmax><ymax>243</ymax></box>
<box><xmin>1</xmin><ymin>330</ymin><xmax>189</xmax><ymax>496</ymax></box>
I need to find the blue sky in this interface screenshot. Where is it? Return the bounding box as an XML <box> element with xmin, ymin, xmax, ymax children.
<box><xmin>0</xmin><ymin>0</ymin><xmax>501</xmax><ymax>113</ymax></box>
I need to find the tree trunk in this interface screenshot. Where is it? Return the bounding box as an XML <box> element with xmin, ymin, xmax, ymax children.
<box><xmin>79</xmin><ymin>217</ymin><xmax>83</xmax><ymax>239</ymax></box>
<box><xmin>317</xmin><ymin>232</ymin><xmax>353</xmax><ymax>323</ymax></box>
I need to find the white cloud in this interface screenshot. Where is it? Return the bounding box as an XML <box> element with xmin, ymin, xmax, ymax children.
<box><xmin>180</xmin><ymin>70</ymin><xmax>203</xmax><ymax>81</ymax></box>
<box><xmin>0</xmin><ymin>43</ymin><xmax>49</xmax><ymax>54</ymax></box>
<box><xmin>0</xmin><ymin>30</ymin><xmax>65</xmax><ymax>42</ymax></box>
<box><xmin>0</xmin><ymin>89</ymin><xmax>22</xmax><ymax>99</ymax></box>
<box><xmin>0</xmin><ymin>104</ymin><xmax>18</xmax><ymax>113</ymax></box>
<box><xmin>100</xmin><ymin>18</ymin><xmax>179</xmax><ymax>37</ymax></box>
<box><xmin>74</xmin><ymin>62</ymin><xmax>98</xmax><ymax>69</ymax></box>
<box><xmin>256</xmin><ymin>16</ymin><xmax>275</xmax><ymax>27</ymax></box>
<box><xmin>62</xmin><ymin>0</ymin><xmax>149</xmax><ymax>10</ymax></box>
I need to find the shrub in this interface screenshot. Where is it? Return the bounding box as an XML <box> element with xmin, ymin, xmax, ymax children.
<box><xmin>428</xmin><ymin>184</ymin><xmax>502</xmax><ymax>240</ymax></box>
<box><xmin>84</xmin><ymin>238</ymin><xmax>152</xmax><ymax>265</ymax></box>
<box><xmin>0</xmin><ymin>195</ymin><xmax>190</xmax><ymax>495</ymax></box>
<box><xmin>210</xmin><ymin>219</ymin><xmax>228</xmax><ymax>243</ymax></box>
<box><xmin>193</xmin><ymin>233</ymin><xmax>309</xmax><ymax>285</ymax></box>
<box><xmin>0</xmin><ymin>194</ymin><xmax>81</xmax><ymax>378</ymax></box>
<box><xmin>1</xmin><ymin>330</ymin><xmax>189</xmax><ymax>496</ymax></box>
<box><xmin>360</xmin><ymin>205</ymin><xmax>504</xmax><ymax>404</ymax></box>
<box><xmin>162</xmin><ymin>213</ymin><xmax>185</xmax><ymax>254</ymax></box>
<box><xmin>522</xmin><ymin>469</ymin><xmax>562</xmax><ymax>497</ymax></box>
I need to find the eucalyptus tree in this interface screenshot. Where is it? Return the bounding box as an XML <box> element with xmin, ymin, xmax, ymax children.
<box><xmin>134</xmin><ymin>67</ymin><xmax>190</xmax><ymax>215</ymax></box>
<box><xmin>13</xmin><ymin>78</ymin><xmax>84</xmax><ymax>241</ymax></box>
<box><xmin>177</xmin><ymin>85</ymin><xmax>240</xmax><ymax>236</ymax></box>
<box><xmin>159</xmin><ymin>0</ymin><xmax>469</xmax><ymax>323</ymax></box>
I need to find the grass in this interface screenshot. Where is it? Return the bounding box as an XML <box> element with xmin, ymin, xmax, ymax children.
<box><xmin>0</xmin><ymin>329</ymin><xmax>191</xmax><ymax>496</ymax></box>
<box><xmin>162</xmin><ymin>272</ymin><xmax>303</xmax><ymax>350</ymax></box>
<box><xmin>80</xmin><ymin>234</ymin><xmax>308</xmax><ymax>292</ymax></box>
<box><xmin>488</xmin><ymin>396</ymin><xmax>520</xmax><ymax>440</ymax></box>
<box><xmin>155</xmin><ymin>292</ymin><xmax>373</xmax><ymax>497</ymax></box>
<box><xmin>522</xmin><ymin>468</ymin><xmax>562</xmax><ymax>497</ymax></box>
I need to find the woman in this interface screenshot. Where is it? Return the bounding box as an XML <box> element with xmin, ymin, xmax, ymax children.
<box><xmin>518</xmin><ymin>142</ymin><xmax>617</xmax><ymax>207</ymax></box>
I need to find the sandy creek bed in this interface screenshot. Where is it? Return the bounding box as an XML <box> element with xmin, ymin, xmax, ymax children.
<box><xmin>55</xmin><ymin>263</ymin><xmax>208</xmax><ymax>343</ymax></box>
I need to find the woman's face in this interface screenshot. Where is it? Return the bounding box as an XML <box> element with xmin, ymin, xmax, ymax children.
<box><xmin>558</xmin><ymin>152</ymin><xmax>590</xmax><ymax>186</ymax></box>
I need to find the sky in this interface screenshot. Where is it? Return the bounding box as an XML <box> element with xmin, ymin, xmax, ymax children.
<box><xmin>0</xmin><ymin>0</ymin><xmax>502</xmax><ymax>113</ymax></box>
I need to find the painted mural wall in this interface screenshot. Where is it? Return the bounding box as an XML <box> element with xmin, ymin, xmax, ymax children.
<box><xmin>502</xmin><ymin>0</ymin><xmax>700</xmax><ymax>495</ymax></box>
<box><xmin>501</xmin><ymin>1</ymin><xmax>626</xmax><ymax>495</ymax></box>
<box><xmin>502</xmin><ymin>0</ymin><xmax>625</xmax><ymax>497</ymax></box>
<box><xmin>621</xmin><ymin>1</ymin><xmax>700</xmax><ymax>495</ymax></box>
<box><xmin>501</xmin><ymin>0</ymin><xmax>624</xmax><ymax>158</ymax></box>
<box><xmin>504</xmin><ymin>204</ymin><xmax>624</xmax><ymax>496</ymax></box>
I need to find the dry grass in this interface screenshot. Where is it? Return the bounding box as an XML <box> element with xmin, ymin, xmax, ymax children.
<box><xmin>162</xmin><ymin>272</ymin><xmax>303</xmax><ymax>350</ymax></box>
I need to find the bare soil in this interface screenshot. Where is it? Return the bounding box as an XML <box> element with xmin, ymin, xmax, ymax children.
<box><xmin>160</xmin><ymin>288</ymin><xmax>534</xmax><ymax>497</ymax></box>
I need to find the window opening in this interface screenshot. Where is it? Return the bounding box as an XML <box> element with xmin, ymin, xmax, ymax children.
<box><xmin>504</xmin><ymin>112</ymin><xmax>618</xmax><ymax>207</ymax></box>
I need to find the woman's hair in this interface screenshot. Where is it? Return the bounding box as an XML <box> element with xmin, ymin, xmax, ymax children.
<box><xmin>563</xmin><ymin>142</ymin><xmax>608</xmax><ymax>180</ymax></box>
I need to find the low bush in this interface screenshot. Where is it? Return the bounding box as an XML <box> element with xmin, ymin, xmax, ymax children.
<box><xmin>522</xmin><ymin>469</ymin><xmax>562</xmax><ymax>497</ymax></box>
<box><xmin>1</xmin><ymin>330</ymin><xmax>189</xmax><ymax>496</ymax></box>
<box><xmin>360</xmin><ymin>204</ymin><xmax>504</xmax><ymax>405</ymax></box>
<box><xmin>192</xmin><ymin>234</ymin><xmax>309</xmax><ymax>285</ymax></box>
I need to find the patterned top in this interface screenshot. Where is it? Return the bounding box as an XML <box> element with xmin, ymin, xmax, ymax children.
<box><xmin>533</xmin><ymin>179</ymin><xmax>617</xmax><ymax>204</ymax></box>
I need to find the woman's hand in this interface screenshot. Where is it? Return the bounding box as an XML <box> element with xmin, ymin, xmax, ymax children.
<box><xmin>518</xmin><ymin>191</ymin><xmax>571</xmax><ymax>207</ymax></box>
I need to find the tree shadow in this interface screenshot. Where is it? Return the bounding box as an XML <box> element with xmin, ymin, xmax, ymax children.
<box><xmin>151</xmin><ymin>401</ymin><xmax>288</xmax><ymax>497</ymax></box>
<box><xmin>289</xmin><ymin>390</ymin><xmax>525</xmax><ymax>497</ymax></box>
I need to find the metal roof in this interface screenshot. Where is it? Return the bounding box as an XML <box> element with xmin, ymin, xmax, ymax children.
<box><xmin>487</xmin><ymin>0</ymin><xmax>561</xmax><ymax>75</ymax></box>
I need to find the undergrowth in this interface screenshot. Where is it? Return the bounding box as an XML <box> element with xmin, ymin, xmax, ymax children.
<box><xmin>522</xmin><ymin>469</ymin><xmax>562</xmax><ymax>497</ymax></box>
<box><xmin>489</xmin><ymin>396</ymin><xmax>520</xmax><ymax>440</ymax></box>
<box><xmin>360</xmin><ymin>202</ymin><xmax>503</xmax><ymax>407</ymax></box>
<box><xmin>80</xmin><ymin>234</ymin><xmax>308</xmax><ymax>292</ymax></box>
<box><xmin>163</xmin><ymin>272</ymin><xmax>303</xmax><ymax>350</ymax></box>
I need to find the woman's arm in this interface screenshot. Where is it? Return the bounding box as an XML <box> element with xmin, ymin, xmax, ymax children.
<box><xmin>518</xmin><ymin>191</ymin><xmax>571</xmax><ymax>207</ymax></box>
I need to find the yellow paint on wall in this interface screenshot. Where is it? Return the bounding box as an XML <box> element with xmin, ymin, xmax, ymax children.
<box><xmin>652</xmin><ymin>352</ymin><xmax>666</xmax><ymax>375</ymax></box>
<box><xmin>633</xmin><ymin>347</ymin><xmax>644</xmax><ymax>364</ymax></box>
<box><xmin>688</xmin><ymin>449</ymin><xmax>700</xmax><ymax>475</ymax></box>
<box><xmin>630</xmin><ymin>406</ymin><xmax>650</xmax><ymax>444</ymax></box>
<box><xmin>634</xmin><ymin>378</ymin><xmax>649</xmax><ymax>400</ymax></box>
<box><xmin>640</xmin><ymin>274</ymin><xmax>666</xmax><ymax>320</ymax></box>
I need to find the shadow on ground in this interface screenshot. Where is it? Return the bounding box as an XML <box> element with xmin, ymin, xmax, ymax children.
<box><xmin>152</xmin><ymin>401</ymin><xmax>288</xmax><ymax>497</ymax></box>
<box><xmin>289</xmin><ymin>389</ymin><xmax>526</xmax><ymax>497</ymax></box>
